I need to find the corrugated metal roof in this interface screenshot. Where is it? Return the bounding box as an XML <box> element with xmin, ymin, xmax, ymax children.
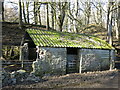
<box><xmin>26</xmin><ymin>28</ymin><xmax>114</xmax><ymax>49</ymax></box>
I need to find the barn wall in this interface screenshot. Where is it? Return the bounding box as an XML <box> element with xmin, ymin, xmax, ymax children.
<box><xmin>78</xmin><ymin>49</ymin><xmax>112</xmax><ymax>72</ymax></box>
<box><xmin>32</xmin><ymin>47</ymin><xmax>67</xmax><ymax>76</ymax></box>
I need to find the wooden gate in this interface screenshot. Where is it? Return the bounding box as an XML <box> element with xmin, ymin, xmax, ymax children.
<box><xmin>67</xmin><ymin>54</ymin><xmax>79</xmax><ymax>73</ymax></box>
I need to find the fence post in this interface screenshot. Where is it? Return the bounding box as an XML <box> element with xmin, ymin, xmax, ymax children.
<box><xmin>79</xmin><ymin>49</ymin><xmax>83</xmax><ymax>73</ymax></box>
<box><xmin>110</xmin><ymin>49</ymin><xmax>115</xmax><ymax>70</ymax></box>
<box><xmin>19</xmin><ymin>43</ymin><xmax>28</xmax><ymax>68</ymax></box>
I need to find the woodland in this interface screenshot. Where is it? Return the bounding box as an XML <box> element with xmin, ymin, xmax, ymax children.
<box><xmin>1</xmin><ymin>0</ymin><xmax>120</xmax><ymax>47</ymax></box>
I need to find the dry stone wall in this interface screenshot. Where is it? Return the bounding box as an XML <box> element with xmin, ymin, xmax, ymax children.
<box><xmin>32</xmin><ymin>47</ymin><xmax>67</xmax><ymax>76</ymax></box>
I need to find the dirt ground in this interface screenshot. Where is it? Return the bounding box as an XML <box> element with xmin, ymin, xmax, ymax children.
<box><xmin>2</xmin><ymin>69</ymin><xmax>120</xmax><ymax>89</ymax></box>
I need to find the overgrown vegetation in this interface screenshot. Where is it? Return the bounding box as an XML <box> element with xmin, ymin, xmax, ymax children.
<box><xmin>2</xmin><ymin>46</ymin><xmax>20</xmax><ymax>60</ymax></box>
<box><xmin>2</xmin><ymin>0</ymin><xmax>120</xmax><ymax>48</ymax></box>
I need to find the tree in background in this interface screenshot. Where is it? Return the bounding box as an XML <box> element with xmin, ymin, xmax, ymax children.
<box><xmin>2</xmin><ymin>0</ymin><xmax>120</xmax><ymax>45</ymax></box>
<box><xmin>46</xmin><ymin>3</ymin><xmax>50</xmax><ymax>30</ymax></box>
<box><xmin>38</xmin><ymin>3</ymin><xmax>42</xmax><ymax>25</ymax></box>
<box><xmin>50</xmin><ymin>2</ymin><xmax>55</xmax><ymax>29</ymax></box>
<box><xmin>67</xmin><ymin>1</ymin><xmax>82</xmax><ymax>33</ymax></box>
<box><xmin>85</xmin><ymin>1</ymin><xmax>91</xmax><ymax>25</ymax></box>
<box><xmin>57</xmin><ymin>2</ymin><xmax>67</xmax><ymax>32</ymax></box>
<box><xmin>1</xmin><ymin>0</ymin><xmax>120</xmax><ymax>50</ymax></box>
<box><xmin>22</xmin><ymin>2</ymin><xmax>27</xmax><ymax>23</ymax></box>
<box><xmin>18</xmin><ymin>0</ymin><xmax>22</xmax><ymax>28</ymax></box>
<box><xmin>107</xmin><ymin>0</ymin><xmax>120</xmax><ymax>46</ymax></box>
<box><xmin>26</xmin><ymin>2</ymin><xmax>30</xmax><ymax>24</ymax></box>
<box><xmin>107</xmin><ymin>1</ymin><xmax>114</xmax><ymax>45</ymax></box>
<box><xmin>34</xmin><ymin>1</ymin><xmax>37</xmax><ymax>24</ymax></box>
<box><xmin>72</xmin><ymin>0</ymin><xmax>79</xmax><ymax>33</ymax></box>
<box><xmin>2</xmin><ymin>1</ymin><xmax>4</xmax><ymax>22</ymax></box>
<box><xmin>117</xmin><ymin>0</ymin><xmax>120</xmax><ymax>43</ymax></box>
<box><xmin>96</xmin><ymin>2</ymin><xmax>103</xmax><ymax>26</ymax></box>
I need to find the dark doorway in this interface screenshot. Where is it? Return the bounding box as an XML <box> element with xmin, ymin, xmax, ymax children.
<box><xmin>66</xmin><ymin>48</ymin><xmax>79</xmax><ymax>74</ymax></box>
<box><xmin>28</xmin><ymin>48</ymin><xmax>37</xmax><ymax>61</ymax></box>
<box><xmin>24</xmin><ymin>32</ymin><xmax>37</xmax><ymax>61</ymax></box>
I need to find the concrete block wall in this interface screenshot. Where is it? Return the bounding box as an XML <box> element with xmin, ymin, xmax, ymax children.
<box><xmin>78</xmin><ymin>49</ymin><xmax>111</xmax><ymax>72</ymax></box>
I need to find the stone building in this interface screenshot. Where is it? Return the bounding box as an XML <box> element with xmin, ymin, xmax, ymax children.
<box><xmin>22</xmin><ymin>28</ymin><xmax>115</xmax><ymax>75</ymax></box>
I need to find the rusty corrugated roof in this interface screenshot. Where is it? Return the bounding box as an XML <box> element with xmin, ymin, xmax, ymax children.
<box><xmin>26</xmin><ymin>28</ymin><xmax>114</xmax><ymax>49</ymax></box>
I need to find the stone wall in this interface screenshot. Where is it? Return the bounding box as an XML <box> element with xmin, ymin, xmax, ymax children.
<box><xmin>32</xmin><ymin>48</ymin><xmax>114</xmax><ymax>75</ymax></box>
<box><xmin>32</xmin><ymin>47</ymin><xmax>67</xmax><ymax>76</ymax></box>
<box><xmin>2</xmin><ymin>69</ymin><xmax>41</xmax><ymax>87</ymax></box>
<box><xmin>78</xmin><ymin>49</ymin><xmax>112</xmax><ymax>72</ymax></box>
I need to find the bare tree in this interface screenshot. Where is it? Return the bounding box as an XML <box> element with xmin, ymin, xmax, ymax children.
<box><xmin>33</xmin><ymin>2</ymin><xmax>43</xmax><ymax>25</ymax></box>
<box><xmin>107</xmin><ymin>1</ymin><xmax>114</xmax><ymax>45</ymax></box>
<box><xmin>46</xmin><ymin>3</ymin><xmax>49</xmax><ymax>30</ymax></box>
<box><xmin>97</xmin><ymin>2</ymin><xmax>103</xmax><ymax>26</ymax></box>
<box><xmin>26</xmin><ymin>2</ymin><xmax>30</xmax><ymax>23</ymax></box>
<box><xmin>2</xmin><ymin>1</ymin><xmax>4</xmax><ymax>22</ymax></box>
<box><xmin>51</xmin><ymin>3</ymin><xmax>54</xmax><ymax>29</ymax></box>
<box><xmin>49</xmin><ymin>2</ymin><xmax>58</xmax><ymax>30</ymax></box>
<box><xmin>67</xmin><ymin>1</ymin><xmax>85</xmax><ymax>33</ymax></box>
<box><xmin>4</xmin><ymin>7</ymin><xmax>18</xmax><ymax>22</ymax></box>
<box><xmin>57</xmin><ymin>2</ymin><xmax>67</xmax><ymax>32</ymax></box>
<box><xmin>38</xmin><ymin>3</ymin><xmax>42</xmax><ymax>25</ymax></box>
<box><xmin>85</xmin><ymin>1</ymin><xmax>91</xmax><ymax>25</ymax></box>
<box><xmin>73</xmin><ymin>0</ymin><xmax>79</xmax><ymax>33</ymax></box>
<box><xmin>22</xmin><ymin>2</ymin><xmax>27</xmax><ymax>23</ymax></box>
<box><xmin>34</xmin><ymin>2</ymin><xmax>37</xmax><ymax>24</ymax></box>
<box><xmin>18</xmin><ymin>0</ymin><xmax>23</xmax><ymax>28</ymax></box>
<box><xmin>117</xmin><ymin>1</ymin><xmax>120</xmax><ymax>43</ymax></box>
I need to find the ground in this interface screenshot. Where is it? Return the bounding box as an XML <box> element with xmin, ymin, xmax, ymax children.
<box><xmin>2</xmin><ymin>69</ymin><xmax>119</xmax><ymax>89</ymax></box>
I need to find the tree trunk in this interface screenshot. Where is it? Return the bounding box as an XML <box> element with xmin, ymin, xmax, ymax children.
<box><xmin>22</xmin><ymin>2</ymin><xmax>27</xmax><ymax>23</ymax></box>
<box><xmin>98</xmin><ymin>2</ymin><xmax>103</xmax><ymax>26</ymax></box>
<box><xmin>34</xmin><ymin>2</ymin><xmax>37</xmax><ymax>24</ymax></box>
<box><xmin>34</xmin><ymin>2</ymin><xmax>36</xmax><ymax>24</ymax></box>
<box><xmin>107</xmin><ymin>5</ymin><xmax>110</xmax><ymax>31</ymax></box>
<box><xmin>39</xmin><ymin>9</ymin><xmax>42</xmax><ymax>25</ymax></box>
<box><xmin>107</xmin><ymin>2</ymin><xmax>113</xmax><ymax>45</ymax></box>
<box><xmin>68</xmin><ymin>2</ymin><xmax>71</xmax><ymax>32</ymax></box>
<box><xmin>18</xmin><ymin>0</ymin><xmax>23</xmax><ymax>28</ymax></box>
<box><xmin>26</xmin><ymin>2</ymin><xmax>29</xmax><ymax>23</ymax></box>
<box><xmin>46</xmin><ymin>3</ymin><xmax>49</xmax><ymax>30</ymax></box>
<box><xmin>54</xmin><ymin>4</ymin><xmax>57</xmax><ymax>30</ymax></box>
<box><xmin>73</xmin><ymin>0</ymin><xmax>76</xmax><ymax>33</ymax></box>
<box><xmin>58</xmin><ymin>2</ymin><xmax>66</xmax><ymax>32</ymax></box>
<box><xmin>117</xmin><ymin>1</ymin><xmax>120</xmax><ymax>43</ymax></box>
<box><xmin>2</xmin><ymin>1</ymin><xmax>4</xmax><ymax>22</ymax></box>
<box><xmin>84</xmin><ymin>1</ymin><xmax>91</xmax><ymax>25</ymax></box>
<box><xmin>51</xmin><ymin>6</ymin><xmax>54</xmax><ymax>29</ymax></box>
<box><xmin>87</xmin><ymin>2</ymin><xmax>91</xmax><ymax>25</ymax></box>
<box><xmin>100</xmin><ymin>6</ymin><xmax>102</xmax><ymax>26</ymax></box>
<box><xmin>73</xmin><ymin>0</ymin><xmax>78</xmax><ymax>33</ymax></box>
<box><xmin>114</xmin><ymin>1</ymin><xmax>119</xmax><ymax>39</ymax></box>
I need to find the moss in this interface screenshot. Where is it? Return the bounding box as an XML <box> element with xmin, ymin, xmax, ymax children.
<box><xmin>26</xmin><ymin>29</ymin><xmax>114</xmax><ymax>49</ymax></box>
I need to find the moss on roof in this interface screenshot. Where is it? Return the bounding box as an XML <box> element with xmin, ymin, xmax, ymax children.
<box><xmin>26</xmin><ymin>28</ymin><xmax>114</xmax><ymax>49</ymax></box>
